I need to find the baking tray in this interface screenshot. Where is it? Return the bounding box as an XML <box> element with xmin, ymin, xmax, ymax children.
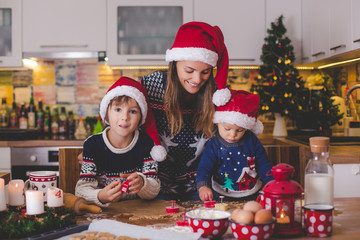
<box><xmin>19</xmin><ymin>223</ymin><xmax>89</xmax><ymax>240</ymax></box>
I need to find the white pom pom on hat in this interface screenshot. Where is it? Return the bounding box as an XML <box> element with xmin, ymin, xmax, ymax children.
<box><xmin>99</xmin><ymin>77</ymin><xmax>166</xmax><ymax>162</ymax></box>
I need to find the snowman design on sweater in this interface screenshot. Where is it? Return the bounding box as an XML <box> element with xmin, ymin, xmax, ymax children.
<box><xmin>196</xmin><ymin>131</ymin><xmax>274</xmax><ymax>198</ymax></box>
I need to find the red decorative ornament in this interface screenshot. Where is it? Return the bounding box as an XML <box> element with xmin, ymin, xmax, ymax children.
<box><xmin>327</xmin><ymin>110</ymin><xmax>330</xmax><ymax>114</ymax></box>
<box><xmin>278</xmin><ymin>44</ymin><xmax>281</xmax><ymax>48</ymax></box>
<box><xmin>263</xmin><ymin>44</ymin><xmax>266</xmax><ymax>48</ymax></box>
<box><xmin>257</xmin><ymin>164</ymin><xmax>303</xmax><ymax>236</ymax></box>
<box><xmin>269</xmin><ymin>81</ymin><xmax>273</xmax><ymax>86</ymax></box>
<box><xmin>289</xmin><ymin>53</ymin><xmax>292</xmax><ymax>57</ymax></box>
<box><xmin>272</xmin><ymin>70</ymin><xmax>275</xmax><ymax>75</ymax></box>
<box><xmin>319</xmin><ymin>126</ymin><xmax>323</xmax><ymax>131</ymax></box>
<box><xmin>279</xmin><ymin>98</ymin><xmax>283</xmax><ymax>104</ymax></box>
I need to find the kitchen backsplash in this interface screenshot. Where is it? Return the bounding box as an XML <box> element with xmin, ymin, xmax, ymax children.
<box><xmin>0</xmin><ymin>58</ymin><xmax>359</xmax><ymax>118</ymax></box>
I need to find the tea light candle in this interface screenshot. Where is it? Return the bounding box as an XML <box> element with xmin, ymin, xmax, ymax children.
<box><xmin>0</xmin><ymin>178</ymin><xmax>7</xmax><ymax>211</ymax></box>
<box><xmin>26</xmin><ymin>190</ymin><xmax>44</xmax><ymax>215</ymax></box>
<box><xmin>8</xmin><ymin>179</ymin><xmax>25</xmax><ymax>206</ymax></box>
<box><xmin>47</xmin><ymin>187</ymin><xmax>63</xmax><ymax>207</ymax></box>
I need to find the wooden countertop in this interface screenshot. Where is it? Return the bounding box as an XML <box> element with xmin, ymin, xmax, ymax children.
<box><xmin>78</xmin><ymin>198</ymin><xmax>360</xmax><ymax>240</ymax></box>
<box><xmin>0</xmin><ymin>172</ymin><xmax>10</xmax><ymax>185</ymax></box>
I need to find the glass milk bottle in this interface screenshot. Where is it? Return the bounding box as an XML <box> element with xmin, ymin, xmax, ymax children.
<box><xmin>304</xmin><ymin>137</ymin><xmax>334</xmax><ymax>206</ymax></box>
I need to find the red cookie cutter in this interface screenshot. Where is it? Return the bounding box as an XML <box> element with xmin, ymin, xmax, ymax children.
<box><xmin>166</xmin><ymin>200</ymin><xmax>180</xmax><ymax>214</ymax></box>
<box><xmin>176</xmin><ymin>212</ymin><xmax>189</xmax><ymax>226</ymax></box>
<box><xmin>204</xmin><ymin>200</ymin><xmax>216</xmax><ymax>208</ymax></box>
<box><xmin>120</xmin><ymin>180</ymin><xmax>130</xmax><ymax>193</ymax></box>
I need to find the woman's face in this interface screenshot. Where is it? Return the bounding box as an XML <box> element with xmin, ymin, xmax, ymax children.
<box><xmin>176</xmin><ymin>61</ymin><xmax>213</xmax><ymax>94</ymax></box>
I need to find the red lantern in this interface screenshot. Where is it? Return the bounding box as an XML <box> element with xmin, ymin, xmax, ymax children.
<box><xmin>258</xmin><ymin>163</ymin><xmax>303</xmax><ymax>236</ymax></box>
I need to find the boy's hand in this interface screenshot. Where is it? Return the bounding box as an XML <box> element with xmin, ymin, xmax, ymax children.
<box><xmin>98</xmin><ymin>181</ymin><xmax>123</xmax><ymax>204</ymax></box>
<box><xmin>78</xmin><ymin>152</ymin><xmax>83</xmax><ymax>165</ymax></box>
<box><xmin>199</xmin><ymin>186</ymin><xmax>213</xmax><ymax>202</ymax></box>
<box><xmin>120</xmin><ymin>173</ymin><xmax>144</xmax><ymax>195</ymax></box>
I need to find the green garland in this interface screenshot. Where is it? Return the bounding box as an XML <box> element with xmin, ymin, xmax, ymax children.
<box><xmin>0</xmin><ymin>205</ymin><xmax>76</xmax><ymax>239</ymax></box>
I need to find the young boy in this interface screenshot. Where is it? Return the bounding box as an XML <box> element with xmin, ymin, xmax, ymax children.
<box><xmin>75</xmin><ymin>77</ymin><xmax>166</xmax><ymax>207</ymax></box>
<box><xmin>196</xmin><ymin>90</ymin><xmax>274</xmax><ymax>201</ymax></box>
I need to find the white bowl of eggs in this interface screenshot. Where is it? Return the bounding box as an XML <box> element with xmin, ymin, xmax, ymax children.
<box><xmin>230</xmin><ymin>201</ymin><xmax>276</xmax><ymax>240</ymax></box>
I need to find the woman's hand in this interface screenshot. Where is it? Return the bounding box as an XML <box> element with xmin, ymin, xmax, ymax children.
<box><xmin>78</xmin><ymin>152</ymin><xmax>83</xmax><ymax>165</ymax></box>
<box><xmin>97</xmin><ymin>181</ymin><xmax>123</xmax><ymax>204</ymax></box>
<box><xmin>199</xmin><ymin>186</ymin><xmax>213</xmax><ymax>202</ymax></box>
<box><xmin>120</xmin><ymin>173</ymin><xmax>144</xmax><ymax>195</ymax></box>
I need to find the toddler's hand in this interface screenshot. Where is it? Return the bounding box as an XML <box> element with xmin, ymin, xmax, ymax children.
<box><xmin>98</xmin><ymin>181</ymin><xmax>122</xmax><ymax>204</ymax></box>
<box><xmin>120</xmin><ymin>172</ymin><xmax>144</xmax><ymax>195</ymax></box>
<box><xmin>199</xmin><ymin>186</ymin><xmax>213</xmax><ymax>202</ymax></box>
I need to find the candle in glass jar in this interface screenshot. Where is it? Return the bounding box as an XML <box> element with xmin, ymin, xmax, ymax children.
<box><xmin>26</xmin><ymin>190</ymin><xmax>44</xmax><ymax>215</ymax></box>
<box><xmin>8</xmin><ymin>179</ymin><xmax>25</xmax><ymax>206</ymax></box>
<box><xmin>47</xmin><ymin>187</ymin><xmax>63</xmax><ymax>207</ymax></box>
<box><xmin>0</xmin><ymin>178</ymin><xmax>7</xmax><ymax>211</ymax></box>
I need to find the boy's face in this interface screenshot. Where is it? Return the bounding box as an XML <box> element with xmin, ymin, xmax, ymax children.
<box><xmin>107</xmin><ymin>98</ymin><xmax>141</xmax><ymax>139</ymax></box>
<box><xmin>217</xmin><ymin>123</ymin><xmax>246</xmax><ymax>144</ymax></box>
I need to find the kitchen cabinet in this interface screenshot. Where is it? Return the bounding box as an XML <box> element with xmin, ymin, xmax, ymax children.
<box><xmin>301</xmin><ymin>0</ymin><xmax>312</xmax><ymax>64</ymax></box>
<box><xmin>0</xmin><ymin>0</ymin><xmax>22</xmax><ymax>67</ymax></box>
<box><xmin>22</xmin><ymin>0</ymin><xmax>106</xmax><ymax>53</ymax></box>
<box><xmin>351</xmin><ymin>0</ymin><xmax>360</xmax><ymax>49</ymax></box>
<box><xmin>308</xmin><ymin>0</ymin><xmax>330</xmax><ymax>62</ymax></box>
<box><xmin>265</xmin><ymin>0</ymin><xmax>302</xmax><ymax>65</ymax></box>
<box><xmin>329</xmin><ymin>0</ymin><xmax>352</xmax><ymax>56</ymax></box>
<box><xmin>334</xmin><ymin>164</ymin><xmax>360</xmax><ymax>198</ymax></box>
<box><xmin>0</xmin><ymin>147</ymin><xmax>11</xmax><ymax>173</ymax></box>
<box><xmin>107</xmin><ymin>0</ymin><xmax>193</xmax><ymax>66</ymax></box>
<box><xmin>194</xmin><ymin>0</ymin><xmax>265</xmax><ymax>65</ymax></box>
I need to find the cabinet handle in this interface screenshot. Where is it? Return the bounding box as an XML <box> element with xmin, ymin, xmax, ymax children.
<box><xmin>40</xmin><ymin>45</ymin><xmax>88</xmax><ymax>48</ymax></box>
<box><xmin>353</xmin><ymin>38</ymin><xmax>360</xmax><ymax>43</ymax></box>
<box><xmin>229</xmin><ymin>58</ymin><xmax>256</xmax><ymax>61</ymax></box>
<box><xmin>302</xmin><ymin>57</ymin><xmax>309</xmax><ymax>60</ymax></box>
<box><xmin>312</xmin><ymin>51</ymin><xmax>325</xmax><ymax>57</ymax></box>
<box><xmin>330</xmin><ymin>44</ymin><xmax>346</xmax><ymax>51</ymax></box>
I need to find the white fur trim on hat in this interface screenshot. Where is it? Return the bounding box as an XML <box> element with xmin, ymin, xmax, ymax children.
<box><xmin>214</xmin><ymin>111</ymin><xmax>264</xmax><ymax>136</ymax></box>
<box><xmin>150</xmin><ymin>145</ymin><xmax>167</xmax><ymax>162</ymax></box>
<box><xmin>212</xmin><ymin>88</ymin><xmax>231</xmax><ymax>106</ymax></box>
<box><xmin>166</xmin><ymin>47</ymin><xmax>218</xmax><ymax>67</ymax></box>
<box><xmin>100</xmin><ymin>86</ymin><xmax>147</xmax><ymax>125</ymax></box>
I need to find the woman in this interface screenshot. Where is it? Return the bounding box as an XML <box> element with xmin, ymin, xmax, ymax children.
<box><xmin>141</xmin><ymin>21</ymin><xmax>231</xmax><ymax>200</ymax></box>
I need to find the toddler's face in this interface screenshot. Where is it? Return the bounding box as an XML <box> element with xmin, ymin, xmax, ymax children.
<box><xmin>217</xmin><ymin>123</ymin><xmax>246</xmax><ymax>143</ymax></box>
<box><xmin>107</xmin><ymin>98</ymin><xmax>141</xmax><ymax>139</ymax></box>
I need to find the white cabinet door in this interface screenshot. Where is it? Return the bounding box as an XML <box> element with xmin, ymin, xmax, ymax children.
<box><xmin>0</xmin><ymin>0</ymin><xmax>22</xmax><ymax>67</ymax></box>
<box><xmin>309</xmin><ymin>0</ymin><xmax>330</xmax><ymax>61</ymax></box>
<box><xmin>329</xmin><ymin>0</ymin><xmax>352</xmax><ymax>56</ymax></box>
<box><xmin>265</xmin><ymin>0</ymin><xmax>302</xmax><ymax>65</ymax></box>
<box><xmin>107</xmin><ymin>0</ymin><xmax>193</xmax><ymax>66</ymax></box>
<box><xmin>194</xmin><ymin>0</ymin><xmax>265</xmax><ymax>65</ymax></box>
<box><xmin>0</xmin><ymin>147</ymin><xmax>11</xmax><ymax>173</ymax></box>
<box><xmin>351</xmin><ymin>0</ymin><xmax>360</xmax><ymax>49</ymax></box>
<box><xmin>301</xmin><ymin>0</ymin><xmax>312</xmax><ymax>64</ymax></box>
<box><xmin>22</xmin><ymin>0</ymin><xmax>106</xmax><ymax>52</ymax></box>
<box><xmin>334</xmin><ymin>164</ymin><xmax>360</xmax><ymax>198</ymax></box>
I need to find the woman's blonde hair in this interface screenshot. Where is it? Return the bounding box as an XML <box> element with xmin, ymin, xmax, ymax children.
<box><xmin>164</xmin><ymin>61</ymin><xmax>216</xmax><ymax>138</ymax></box>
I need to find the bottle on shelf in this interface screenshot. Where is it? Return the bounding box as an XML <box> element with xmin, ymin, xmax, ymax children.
<box><xmin>67</xmin><ymin>111</ymin><xmax>76</xmax><ymax>139</ymax></box>
<box><xmin>51</xmin><ymin>107</ymin><xmax>59</xmax><ymax>135</ymax></box>
<box><xmin>59</xmin><ymin>107</ymin><xmax>68</xmax><ymax>136</ymax></box>
<box><xmin>19</xmin><ymin>103</ymin><xmax>28</xmax><ymax>129</ymax></box>
<box><xmin>9</xmin><ymin>101</ymin><xmax>18</xmax><ymax>129</ymax></box>
<box><xmin>28</xmin><ymin>97</ymin><xmax>36</xmax><ymax>129</ymax></box>
<box><xmin>304</xmin><ymin>136</ymin><xmax>334</xmax><ymax>206</ymax></box>
<box><xmin>36</xmin><ymin>99</ymin><xmax>45</xmax><ymax>134</ymax></box>
<box><xmin>74</xmin><ymin>117</ymin><xmax>87</xmax><ymax>140</ymax></box>
<box><xmin>43</xmin><ymin>106</ymin><xmax>51</xmax><ymax>135</ymax></box>
<box><xmin>0</xmin><ymin>98</ymin><xmax>9</xmax><ymax>128</ymax></box>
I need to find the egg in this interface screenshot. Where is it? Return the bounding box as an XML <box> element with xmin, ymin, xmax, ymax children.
<box><xmin>254</xmin><ymin>209</ymin><xmax>274</xmax><ymax>224</ymax></box>
<box><xmin>231</xmin><ymin>209</ymin><xmax>254</xmax><ymax>224</ymax></box>
<box><xmin>243</xmin><ymin>201</ymin><xmax>263</xmax><ymax>213</ymax></box>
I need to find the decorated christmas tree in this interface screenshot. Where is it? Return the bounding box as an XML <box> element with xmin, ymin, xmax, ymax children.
<box><xmin>295</xmin><ymin>74</ymin><xmax>343</xmax><ymax>131</ymax></box>
<box><xmin>250</xmin><ymin>15</ymin><xmax>305</xmax><ymax>120</ymax></box>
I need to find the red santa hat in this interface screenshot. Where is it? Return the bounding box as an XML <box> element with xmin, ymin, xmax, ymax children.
<box><xmin>99</xmin><ymin>77</ymin><xmax>167</xmax><ymax>162</ymax></box>
<box><xmin>165</xmin><ymin>21</ymin><xmax>231</xmax><ymax>106</ymax></box>
<box><xmin>213</xmin><ymin>90</ymin><xmax>264</xmax><ymax>136</ymax></box>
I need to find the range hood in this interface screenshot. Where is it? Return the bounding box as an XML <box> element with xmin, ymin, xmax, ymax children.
<box><xmin>22</xmin><ymin>51</ymin><xmax>106</xmax><ymax>60</ymax></box>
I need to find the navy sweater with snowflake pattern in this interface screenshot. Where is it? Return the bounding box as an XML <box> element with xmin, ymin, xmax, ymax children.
<box><xmin>75</xmin><ymin>128</ymin><xmax>160</xmax><ymax>207</ymax></box>
<box><xmin>196</xmin><ymin>131</ymin><xmax>274</xmax><ymax>198</ymax></box>
<box><xmin>142</xmin><ymin>71</ymin><xmax>209</xmax><ymax>196</ymax></box>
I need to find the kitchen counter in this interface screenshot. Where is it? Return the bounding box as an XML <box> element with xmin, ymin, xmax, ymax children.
<box><xmin>0</xmin><ymin>139</ymin><xmax>84</xmax><ymax>147</ymax></box>
<box><xmin>75</xmin><ymin>198</ymin><xmax>360</xmax><ymax>240</ymax></box>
